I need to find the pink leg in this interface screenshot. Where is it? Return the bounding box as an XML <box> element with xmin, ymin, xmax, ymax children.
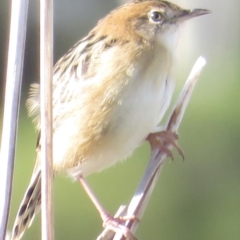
<box><xmin>77</xmin><ymin>175</ymin><xmax>137</xmax><ymax>239</ymax></box>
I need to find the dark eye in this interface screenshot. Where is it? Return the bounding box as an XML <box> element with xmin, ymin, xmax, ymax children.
<box><xmin>150</xmin><ymin>11</ymin><xmax>162</xmax><ymax>22</ymax></box>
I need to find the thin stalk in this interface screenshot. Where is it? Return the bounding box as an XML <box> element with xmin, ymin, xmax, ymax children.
<box><xmin>0</xmin><ymin>0</ymin><xmax>29</xmax><ymax>238</ymax></box>
<box><xmin>40</xmin><ymin>0</ymin><xmax>54</xmax><ymax>239</ymax></box>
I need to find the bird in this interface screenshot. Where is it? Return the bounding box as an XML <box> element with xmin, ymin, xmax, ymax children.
<box><xmin>11</xmin><ymin>1</ymin><xmax>209</xmax><ymax>239</ymax></box>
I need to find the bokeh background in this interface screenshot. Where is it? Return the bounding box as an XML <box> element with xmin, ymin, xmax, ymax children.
<box><xmin>0</xmin><ymin>0</ymin><xmax>240</xmax><ymax>239</ymax></box>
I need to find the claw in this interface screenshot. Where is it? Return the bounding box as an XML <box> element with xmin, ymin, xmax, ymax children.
<box><xmin>146</xmin><ymin>130</ymin><xmax>184</xmax><ymax>160</ymax></box>
<box><xmin>101</xmin><ymin>212</ymin><xmax>137</xmax><ymax>239</ymax></box>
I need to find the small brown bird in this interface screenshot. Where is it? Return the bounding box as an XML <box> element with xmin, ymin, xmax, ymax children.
<box><xmin>11</xmin><ymin>1</ymin><xmax>209</xmax><ymax>239</ymax></box>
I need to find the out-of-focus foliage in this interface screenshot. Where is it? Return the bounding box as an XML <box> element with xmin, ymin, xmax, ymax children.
<box><xmin>0</xmin><ymin>0</ymin><xmax>239</xmax><ymax>240</ymax></box>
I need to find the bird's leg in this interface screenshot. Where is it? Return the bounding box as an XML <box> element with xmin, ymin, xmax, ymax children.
<box><xmin>77</xmin><ymin>175</ymin><xmax>137</xmax><ymax>239</ymax></box>
<box><xmin>146</xmin><ymin>130</ymin><xmax>184</xmax><ymax>160</ymax></box>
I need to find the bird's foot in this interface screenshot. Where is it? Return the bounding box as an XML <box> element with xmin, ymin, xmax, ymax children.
<box><xmin>101</xmin><ymin>212</ymin><xmax>137</xmax><ymax>239</ymax></box>
<box><xmin>146</xmin><ymin>130</ymin><xmax>184</xmax><ymax>160</ymax></box>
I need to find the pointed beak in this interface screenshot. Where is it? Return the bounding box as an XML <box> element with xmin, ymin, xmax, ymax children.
<box><xmin>175</xmin><ymin>8</ymin><xmax>211</xmax><ymax>22</ymax></box>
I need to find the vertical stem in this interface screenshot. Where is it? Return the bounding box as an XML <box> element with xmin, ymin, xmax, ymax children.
<box><xmin>0</xmin><ymin>0</ymin><xmax>28</xmax><ymax>238</ymax></box>
<box><xmin>40</xmin><ymin>0</ymin><xmax>54</xmax><ymax>239</ymax></box>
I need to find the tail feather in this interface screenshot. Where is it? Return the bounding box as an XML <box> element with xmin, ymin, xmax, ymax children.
<box><xmin>11</xmin><ymin>168</ymin><xmax>41</xmax><ymax>240</ymax></box>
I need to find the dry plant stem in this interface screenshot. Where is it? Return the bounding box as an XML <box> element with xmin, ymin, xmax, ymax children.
<box><xmin>98</xmin><ymin>56</ymin><xmax>206</xmax><ymax>240</ymax></box>
<box><xmin>0</xmin><ymin>0</ymin><xmax>29</xmax><ymax>238</ymax></box>
<box><xmin>40</xmin><ymin>0</ymin><xmax>54</xmax><ymax>240</ymax></box>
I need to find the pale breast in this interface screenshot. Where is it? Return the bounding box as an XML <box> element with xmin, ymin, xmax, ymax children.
<box><xmin>66</xmin><ymin>44</ymin><xmax>175</xmax><ymax>178</ymax></box>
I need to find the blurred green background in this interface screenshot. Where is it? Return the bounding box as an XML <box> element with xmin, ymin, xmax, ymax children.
<box><xmin>0</xmin><ymin>0</ymin><xmax>240</xmax><ymax>239</ymax></box>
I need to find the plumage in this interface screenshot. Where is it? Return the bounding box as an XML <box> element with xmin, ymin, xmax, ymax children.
<box><xmin>11</xmin><ymin>1</ymin><xmax>209</xmax><ymax>239</ymax></box>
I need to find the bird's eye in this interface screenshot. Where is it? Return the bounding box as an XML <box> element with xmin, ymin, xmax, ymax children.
<box><xmin>150</xmin><ymin>11</ymin><xmax>162</xmax><ymax>23</ymax></box>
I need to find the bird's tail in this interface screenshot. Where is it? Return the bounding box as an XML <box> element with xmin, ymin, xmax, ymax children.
<box><xmin>11</xmin><ymin>165</ymin><xmax>41</xmax><ymax>240</ymax></box>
